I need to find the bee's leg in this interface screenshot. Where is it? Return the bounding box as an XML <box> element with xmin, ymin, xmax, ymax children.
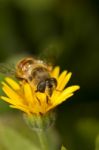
<box><xmin>36</xmin><ymin>96</ymin><xmax>41</xmax><ymax>105</ymax></box>
<box><xmin>35</xmin><ymin>89</ymin><xmax>38</xmax><ymax>92</ymax></box>
<box><xmin>56</xmin><ymin>89</ymin><xmax>62</xmax><ymax>92</ymax></box>
<box><xmin>46</xmin><ymin>95</ymin><xmax>49</xmax><ymax>104</ymax></box>
<box><xmin>19</xmin><ymin>80</ymin><xmax>27</xmax><ymax>89</ymax></box>
<box><xmin>46</xmin><ymin>95</ymin><xmax>52</xmax><ymax>104</ymax></box>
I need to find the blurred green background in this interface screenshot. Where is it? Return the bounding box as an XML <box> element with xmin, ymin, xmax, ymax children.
<box><xmin>0</xmin><ymin>0</ymin><xmax>99</xmax><ymax>150</ymax></box>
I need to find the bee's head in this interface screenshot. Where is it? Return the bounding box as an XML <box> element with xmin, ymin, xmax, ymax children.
<box><xmin>37</xmin><ymin>78</ymin><xmax>57</xmax><ymax>96</ymax></box>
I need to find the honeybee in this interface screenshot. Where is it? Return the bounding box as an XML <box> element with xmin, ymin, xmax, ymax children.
<box><xmin>0</xmin><ymin>57</ymin><xmax>57</xmax><ymax>96</ymax></box>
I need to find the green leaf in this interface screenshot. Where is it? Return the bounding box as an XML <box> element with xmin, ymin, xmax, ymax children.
<box><xmin>61</xmin><ymin>145</ymin><xmax>67</xmax><ymax>150</ymax></box>
<box><xmin>0</xmin><ymin>124</ymin><xmax>40</xmax><ymax>150</ymax></box>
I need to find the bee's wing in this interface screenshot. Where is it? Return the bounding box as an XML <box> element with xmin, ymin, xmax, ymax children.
<box><xmin>0</xmin><ymin>63</ymin><xmax>16</xmax><ymax>76</ymax></box>
<box><xmin>38</xmin><ymin>45</ymin><xmax>62</xmax><ymax>65</ymax></box>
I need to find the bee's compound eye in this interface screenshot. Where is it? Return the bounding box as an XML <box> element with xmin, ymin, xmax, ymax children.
<box><xmin>37</xmin><ymin>81</ymin><xmax>46</xmax><ymax>93</ymax></box>
<box><xmin>50</xmin><ymin>78</ymin><xmax>57</xmax><ymax>87</ymax></box>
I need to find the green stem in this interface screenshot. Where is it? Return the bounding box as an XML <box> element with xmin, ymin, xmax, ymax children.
<box><xmin>24</xmin><ymin>113</ymin><xmax>56</xmax><ymax>150</ymax></box>
<box><xmin>37</xmin><ymin>130</ymin><xmax>50</xmax><ymax>150</ymax></box>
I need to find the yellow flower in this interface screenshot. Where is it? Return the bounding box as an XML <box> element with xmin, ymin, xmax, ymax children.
<box><xmin>0</xmin><ymin>66</ymin><xmax>80</xmax><ymax>115</ymax></box>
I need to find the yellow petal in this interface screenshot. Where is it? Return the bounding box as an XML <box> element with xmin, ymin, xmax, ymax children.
<box><xmin>36</xmin><ymin>93</ymin><xmax>47</xmax><ymax>106</ymax></box>
<box><xmin>51</xmin><ymin>66</ymin><xmax>60</xmax><ymax>78</ymax></box>
<box><xmin>23</xmin><ymin>83</ymin><xmax>33</xmax><ymax>104</ymax></box>
<box><xmin>36</xmin><ymin>92</ymin><xmax>48</xmax><ymax>113</ymax></box>
<box><xmin>2</xmin><ymin>85</ymin><xmax>24</xmax><ymax>104</ymax></box>
<box><xmin>52</xmin><ymin>85</ymin><xmax>80</xmax><ymax>106</ymax></box>
<box><xmin>57</xmin><ymin>70</ymin><xmax>67</xmax><ymax>90</ymax></box>
<box><xmin>49</xmin><ymin>93</ymin><xmax>74</xmax><ymax>111</ymax></box>
<box><xmin>36</xmin><ymin>92</ymin><xmax>46</xmax><ymax>103</ymax></box>
<box><xmin>5</xmin><ymin>77</ymin><xmax>20</xmax><ymax>90</ymax></box>
<box><xmin>51</xmin><ymin>70</ymin><xmax>68</xmax><ymax>99</ymax></box>
<box><xmin>60</xmin><ymin>85</ymin><xmax>80</xmax><ymax>96</ymax></box>
<box><xmin>10</xmin><ymin>105</ymin><xmax>30</xmax><ymax>115</ymax></box>
<box><xmin>51</xmin><ymin>90</ymin><xmax>61</xmax><ymax>102</ymax></box>
<box><xmin>58</xmin><ymin>72</ymin><xmax>72</xmax><ymax>90</ymax></box>
<box><xmin>0</xmin><ymin>96</ymin><xmax>23</xmax><ymax>106</ymax></box>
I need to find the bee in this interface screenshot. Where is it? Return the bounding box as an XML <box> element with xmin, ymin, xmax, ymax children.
<box><xmin>0</xmin><ymin>57</ymin><xmax>57</xmax><ymax>96</ymax></box>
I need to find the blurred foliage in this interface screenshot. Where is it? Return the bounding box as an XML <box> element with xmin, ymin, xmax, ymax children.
<box><xmin>0</xmin><ymin>125</ymin><xmax>40</xmax><ymax>150</ymax></box>
<box><xmin>0</xmin><ymin>0</ymin><xmax>99</xmax><ymax>89</ymax></box>
<box><xmin>0</xmin><ymin>0</ymin><xmax>99</xmax><ymax>150</ymax></box>
<box><xmin>95</xmin><ymin>135</ymin><xmax>99</xmax><ymax>150</ymax></box>
<box><xmin>61</xmin><ymin>146</ymin><xmax>67</xmax><ymax>150</ymax></box>
<box><xmin>0</xmin><ymin>115</ymin><xmax>40</xmax><ymax>150</ymax></box>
